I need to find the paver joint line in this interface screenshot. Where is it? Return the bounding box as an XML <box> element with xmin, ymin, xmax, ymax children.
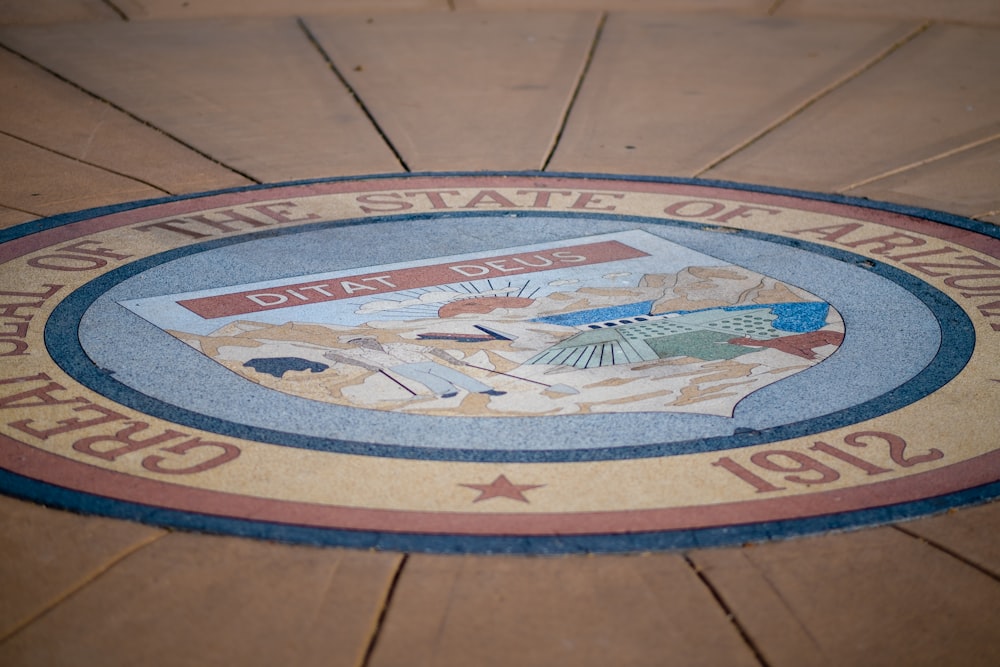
<box><xmin>844</xmin><ymin>132</ymin><xmax>1000</xmax><ymax>192</ymax></box>
<box><xmin>0</xmin><ymin>129</ymin><xmax>172</xmax><ymax>196</ymax></box>
<box><xmin>0</xmin><ymin>529</ymin><xmax>168</xmax><ymax>646</ymax></box>
<box><xmin>695</xmin><ymin>20</ymin><xmax>934</xmax><ymax>179</ymax></box>
<box><xmin>361</xmin><ymin>553</ymin><xmax>409</xmax><ymax>667</ymax></box>
<box><xmin>541</xmin><ymin>11</ymin><xmax>607</xmax><ymax>172</ymax></box>
<box><xmin>892</xmin><ymin>524</ymin><xmax>1000</xmax><ymax>584</ymax></box>
<box><xmin>0</xmin><ymin>201</ymin><xmax>45</xmax><ymax>219</ymax></box>
<box><xmin>297</xmin><ymin>17</ymin><xmax>411</xmax><ymax>173</ymax></box>
<box><xmin>741</xmin><ymin>549</ymin><xmax>831</xmax><ymax>662</ymax></box>
<box><xmin>683</xmin><ymin>554</ymin><xmax>771</xmax><ymax>667</ymax></box>
<box><xmin>99</xmin><ymin>0</ymin><xmax>128</xmax><ymax>22</ymax></box>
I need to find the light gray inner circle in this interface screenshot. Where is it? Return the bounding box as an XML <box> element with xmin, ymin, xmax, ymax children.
<box><xmin>80</xmin><ymin>214</ymin><xmax>941</xmax><ymax>452</ymax></box>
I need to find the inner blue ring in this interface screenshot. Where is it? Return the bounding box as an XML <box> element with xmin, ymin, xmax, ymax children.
<box><xmin>47</xmin><ymin>211</ymin><xmax>974</xmax><ymax>463</ymax></box>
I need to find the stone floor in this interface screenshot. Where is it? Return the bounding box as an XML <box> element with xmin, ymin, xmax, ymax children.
<box><xmin>1</xmin><ymin>1</ymin><xmax>999</xmax><ymax>665</ymax></box>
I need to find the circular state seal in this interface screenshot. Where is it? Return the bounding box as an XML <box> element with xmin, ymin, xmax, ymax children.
<box><xmin>1</xmin><ymin>173</ymin><xmax>997</xmax><ymax>553</ymax></box>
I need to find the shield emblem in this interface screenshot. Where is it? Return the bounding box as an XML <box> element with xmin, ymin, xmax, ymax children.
<box><xmin>123</xmin><ymin>230</ymin><xmax>843</xmax><ymax>418</ymax></box>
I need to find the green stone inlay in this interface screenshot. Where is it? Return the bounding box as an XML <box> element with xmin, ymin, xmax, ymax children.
<box><xmin>646</xmin><ymin>330</ymin><xmax>759</xmax><ymax>361</ymax></box>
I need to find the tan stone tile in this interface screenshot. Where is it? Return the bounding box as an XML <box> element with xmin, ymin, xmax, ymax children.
<box><xmin>900</xmin><ymin>501</ymin><xmax>1000</xmax><ymax>579</ymax></box>
<box><xmin>0</xmin><ymin>495</ymin><xmax>163</xmax><ymax>640</ymax></box>
<box><xmin>305</xmin><ymin>12</ymin><xmax>600</xmax><ymax>171</ymax></box>
<box><xmin>0</xmin><ymin>18</ymin><xmax>402</xmax><ymax>182</ymax></box>
<box><xmin>845</xmin><ymin>136</ymin><xmax>1000</xmax><ymax>218</ymax></box>
<box><xmin>456</xmin><ymin>0</ymin><xmax>771</xmax><ymax>11</ymax></box>
<box><xmin>777</xmin><ymin>0</ymin><xmax>1000</xmax><ymax>26</ymax></box>
<box><xmin>0</xmin><ymin>0</ymin><xmax>120</xmax><ymax>25</ymax></box>
<box><xmin>118</xmin><ymin>0</ymin><xmax>448</xmax><ymax>20</ymax></box>
<box><xmin>369</xmin><ymin>553</ymin><xmax>759</xmax><ymax>667</ymax></box>
<box><xmin>0</xmin><ymin>205</ymin><xmax>37</xmax><ymax>231</ymax></box>
<box><xmin>0</xmin><ymin>133</ymin><xmax>164</xmax><ymax>216</ymax></box>
<box><xmin>705</xmin><ymin>24</ymin><xmax>1000</xmax><ymax>192</ymax></box>
<box><xmin>690</xmin><ymin>528</ymin><xmax>1000</xmax><ymax>667</ymax></box>
<box><xmin>548</xmin><ymin>14</ymin><xmax>918</xmax><ymax>177</ymax></box>
<box><xmin>0</xmin><ymin>532</ymin><xmax>401</xmax><ymax>667</ymax></box>
<box><xmin>0</xmin><ymin>50</ymin><xmax>251</xmax><ymax>195</ymax></box>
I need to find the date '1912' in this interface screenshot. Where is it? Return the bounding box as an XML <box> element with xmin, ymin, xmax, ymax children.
<box><xmin>712</xmin><ymin>431</ymin><xmax>943</xmax><ymax>493</ymax></box>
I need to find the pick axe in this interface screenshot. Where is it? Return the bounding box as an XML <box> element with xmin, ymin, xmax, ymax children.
<box><xmin>461</xmin><ymin>363</ymin><xmax>579</xmax><ymax>395</ymax></box>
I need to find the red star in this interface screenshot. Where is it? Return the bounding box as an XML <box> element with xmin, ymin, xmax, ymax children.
<box><xmin>460</xmin><ymin>474</ymin><xmax>544</xmax><ymax>503</ymax></box>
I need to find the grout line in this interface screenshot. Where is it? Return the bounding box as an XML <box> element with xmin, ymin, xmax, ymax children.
<box><xmin>360</xmin><ymin>553</ymin><xmax>409</xmax><ymax>667</ymax></box>
<box><xmin>0</xmin><ymin>43</ymin><xmax>261</xmax><ymax>185</ymax></box>
<box><xmin>683</xmin><ymin>554</ymin><xmax>771</xmax><ymax>667</ymax></box>
<box><xmin>297</xmin><ymin>17</ymin><xmax>411</xmax><ymax>173</ymax></box>
<box><xmin>693</xmin><ymin>20</ymin><xmax>933</xmax><ymax>177</ymax></box>
<box><xmin>893</xmin><ymin>524</ymin><xmax>1000</xmax><ymax>584</ymax></box>
<box><xmin>933</xmin><ymin>18</ymin><xmax>1000</xmax><ymax>28</ymax></box>
<box><xmin>100</xmin><ymin>0</ymin><xmax>129</xmax><ymax>21</ymax></box>
<box><xmin>0</xmin><ymin>202</ymin><xmax>44</xmax><ymax>218</ymax></box>
<box><xmin>766</xmin><ymin>0</ymin><xmax>786</xmax><ymax>16</ymax></box>
<box><xmin>0</xmin><ymin>530</ymin><xmax>168</xmax><ymax>645</ymax></box>
<box><xmin>0</xmin><ymin>129</ymin><xmax>172</xmax><ymax>195</ymax></box>
<box><xmin>842</xmin><ymin>131</ymin><xmax>1000</xmax><ymax>191</ymax></box>
<box><xmin>541</xmin><ymin>11</ymin><xmax>608</xmax><ymax>172</ymax></box>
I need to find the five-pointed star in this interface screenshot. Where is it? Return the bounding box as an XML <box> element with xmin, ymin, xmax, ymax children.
<box><xmin>460</xmin><ymin>474</ymin><xmax>544</xmax><ymax>503</ymax></box>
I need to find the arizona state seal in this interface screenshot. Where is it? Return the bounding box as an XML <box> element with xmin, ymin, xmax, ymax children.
<box><xmin>1</xmin><ymin>173</ymin><xmax>997</xmax><ymax>553</ymax></box>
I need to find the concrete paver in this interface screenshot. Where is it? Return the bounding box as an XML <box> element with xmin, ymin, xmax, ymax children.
<box><xmin>0</xmin><ymin>206</ymin><xmax>37</xmax><ymax>231</ymax></box>
<box><xmin>118</xmin><ymin>0</ymin><xmax>449</xmax><ymax>20</ymax></box>
<box><xmin>0</xmin><ymin>495</ymin><xmax>163</xmax><ymax>641</ymax></box>
<box><xmin>902</xmin><ymin>502</ymin><xmax>1000</xmax><ymax>579</ymax></box>
<box><xmin>0</xmin><ymin>49</ymin><xmax>252</xmax><ymax>195</ymax></box>
<box><xmin>0</xmin><ymin>0</ymin><xmax>120</xmax><ymax>25</ymax></box>
<box><xmin>690</xmin><ymin>528</ymin><xmax>1000</xmax><ymax>667</ymax></box>
<box><xmin>0</xmin><ymin>133</ymin><xmax>164</xmax><ymax>216</ymax></box>
<box><xmin>846</xmin><ymin>135</ymin><xmax>1000</xmax><ymax>219</ymax></box>
<box><xmin>0</xmin><ymin>18</ymin><xmax>403</xmax><ymax>182</ymax></box>
<box><xmin>0</xmin><ymin>532</ymin><xmax>402</xmax><ymax>667</ymax></box>
<box><xmin>305</xmin><ymin>11</ymin><xmax>601</xmax><ymax>171</ymax></box>
<box><xmin>776</xmin><ymin>0</ymin><xmax>1000</xmax><ymax>25</ymax></box>
<box><xmin>370</xmin><ymin>553</ymin><xmax>760</xmax><ymax>667</ymax></box>
<box><xmin>548</xmin><ymin>13</ymin><xmax>919</xmax><ymax>176</ymax></box>
<box><xmin>705</xmin><ymin>23</ymin><xmax>1000</xmax><ymax>191</ymax></box>
<box><xmin>456</xmin><ymin>0</ymin><xmax>772</xmax><ymax>12</ymax></box>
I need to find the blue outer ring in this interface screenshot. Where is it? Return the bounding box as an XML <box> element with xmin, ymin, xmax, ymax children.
<box><xmin>3</xmin><ymin>172</ymin><xmax>998</xmax><ymax>554</ymax></box>
<box><xmin>46</xmin><ymin>210</ymin><xmax>973</xmax><ymax>463</ymax></box>
<box><xmin>1</xmin><ymin>466</ymin><xmax>999</xmax><ymax>554</ymax></box>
